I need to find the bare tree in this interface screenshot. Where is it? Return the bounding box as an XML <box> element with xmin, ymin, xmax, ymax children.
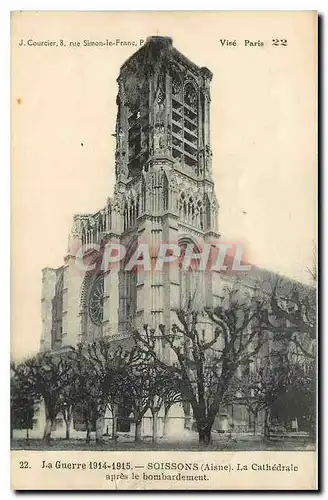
<box><xmin>116</xmin><ymin>334</ymin><xmax>186</xmax><ymax>443</ymax></box>
<box><xmin>120</xmin><ymin>349</ymin><xmax>168</xmax><ymax>443</ymax></box>
<box><xmin>68</xmin><ymin>344</ymin><xmax>98</xmax><ymax>443</ymax></box>
<box><xmin>269</xmin><ymin>358</ymin><xmax>316</xmax><ymax>435</ymax></box>
<box><xmin>267</xmin><ymin>278</ymin><xmax>316</xmax><ymax>360</ymax></box>
<box><xmin>70</xmin><ymin>341</ymin><xmax>131</xmax><ymax>443</ymax></box>
<box><xmin>57</xmin><ymin>382</ymin><xmax>77</xmax><ymax>440</ymax></box>
<box><xmin>124</xmin><ymin>361</ymin><xmax>152</xmax><ymax>442</ymax></box>
<box><xmin>11</xmin><ymin>352</ymin><xmax>75</xmax><ymax>442</ymax></box>
<box><xmin>149</xmin><ymin>368</ymin><xmax>184</xmax><ymax>443</ymax></box>
<box><xmin>11</xmin><ymin>372</ymin><xmax>38</xmax><ymax>443</ymax></box>
<box><xmin>230</xmin><ymin>355</ymin><xmax>289</xmax><ymax>437</ymax></box>
<box><xmin>134</xmin><ymin>283</ymin><xmax>269</xmax><ymax>446</ymax></box>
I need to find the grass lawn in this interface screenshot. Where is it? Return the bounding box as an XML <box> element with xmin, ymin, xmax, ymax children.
<box><xmin>11</xmin><ymin>434</ymin><xmax>315</xmax><ymax>452</ymax></box>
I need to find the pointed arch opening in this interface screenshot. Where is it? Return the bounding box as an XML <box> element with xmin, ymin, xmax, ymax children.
<box><xmin>51</xmin><ymin>268</ymin><xmax>64</xmax><ymax>349</ymax></box>
<box><xmin>171</xmin><ymin>74</ymin><xmax>199</xmax><ymax>171</ymax></box>
<box><xmin>119</xmin><ymin>237</ymin><xmax>138</xmax><ymax>332</ymax></box>
<box><xmin>178</xmin><ymin>237</ymin><xmax>204</xmax><ymax>311</ymax></box>
<box><xmin>205</xmin><ymin>194</ymin><xmax>211</xmax><ymax>230</ymax></box>
<box><xmin>163</xmin><ymin>172</ymin><xmax>169</xmax><ymax>211</ymax></box>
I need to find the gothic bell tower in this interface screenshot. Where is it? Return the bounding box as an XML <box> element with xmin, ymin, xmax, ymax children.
<box><xmin>115</xmin><ymin>36</ymin><xmax>214</xmax><ymax>181</ymax></box>
<box><xmin>114</xmin><ymin>36</ymin><xmax>220</xmax><ymax>334</ymax></box>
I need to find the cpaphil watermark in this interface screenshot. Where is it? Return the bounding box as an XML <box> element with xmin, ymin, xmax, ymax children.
<box><xmin>68</xmin><ymin>238</ymin><xmax>251</xmax><ymax>277</ymax></box>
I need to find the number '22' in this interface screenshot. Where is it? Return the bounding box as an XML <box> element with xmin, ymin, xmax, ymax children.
<box><xmin>272</xmin><ymin>39</ymin><xmax>288</xmax><ymax>46</ymax></box>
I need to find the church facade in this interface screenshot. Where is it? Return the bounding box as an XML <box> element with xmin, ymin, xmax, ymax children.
<box><xmin>40</xmin><ymin>36</ymin><xmax>258</xmax><ymax>436</ymax></box>
<box><xmin>41</xmin><ymin>36</ymin><xmax>222</xmax><ymax>351</ymax></box>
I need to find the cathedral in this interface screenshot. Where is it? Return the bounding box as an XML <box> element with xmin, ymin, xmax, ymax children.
<box><xmin>41</xmin><ymin>36</ymin><xmax>220</xmax><ymax>351</ymax></box>
<box><xmin>40</xmin><ymin>36</ymin><xmax>257</xmax><ymax>436</ymax></box>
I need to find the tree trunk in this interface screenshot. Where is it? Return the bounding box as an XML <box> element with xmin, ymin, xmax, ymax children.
<box><xmin>86</xmin><ymin>421</ymin><xmax>92</xmax><ymax>443</ymax></box>
<box><xmin>198</xmin><ymin>426</ymin><xmax>212</xmax><ymax>446</ymax></box>
<box><xmin>65</xmin><ymin>416</ymin><xmax>71</xmax><ymax>440</ymax></box>
<box><xmin>96</xmin><ymin>417</ymin><xmax>104</xmax><ymax>443</ymax></box>
<box><xmin>135</xmin><ymin>419</ymin><xmax>142</xmax><ymax>442</ymax></box>
<box><xmin>42</xmin><ymin>418</ymin><xmax>53</xmax><ymax>443</ymax></box>
<box><xmin>253</xmin><ymin>416</ymin><xmax>256</xmax><ymax>436</ymax></box>
<box><xmin>197</xmin><ymin>417</ymin><xmax>213</xmax><ymax>446</ymax></box>
<box><xmin>26</xmin><ymin>428</ymin><xmax>29</xmax><ymax>443</ymax></box>
<box><xmin>264</xmin><ymin>408</ymin><xmax>270</xmax><ymax>438</ymax></box>
<box><xmin>152</xmin><ymin>411</ymin><xmax>158</xmax><ymax>443</ymax></box>
<box><xmin>111</xmin><ymin>405</ymin><xmax>117</xmax><ymax>441</ymax></box>
<box><xmin>194</xmin><ymin>404</ymin><xmax>215</xmax><ymax>447</ymax></box>
<box><xmin>163</xmin><ymin>406</ymin><xmax>170</xmax><ymax>437</ymax></box>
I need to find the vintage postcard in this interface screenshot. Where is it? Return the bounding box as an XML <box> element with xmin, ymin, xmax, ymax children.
<box><xmin>11</xmin><ymin>11</ymin><xmax>318</xmax><ymax>490</ymax></box>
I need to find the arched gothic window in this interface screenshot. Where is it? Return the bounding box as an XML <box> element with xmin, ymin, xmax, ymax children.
<box><xmin>80</xmin><ymin>267</ymin><xmax>105</xmax><ymax>342</ymax></box>
<box><xmin>179</xmin><ymin>241</ymin><xmax>203</xmax><ymax>310</ymax></box>
<box><xmin>178</xmin><ymin>192</ymin><xmax>187</xmax><ymax>221</ymax></box>
<box><xmin>184</xmin><ymin>83</ymin><xmax>198</xmax><ymax>110</ymax></box>
<box><xmin>163</xmin><ymin>173</ymin><xmax>169</xmax><ymax>211</ymax></box>
<box><xmin>205</xmin><ymin>194</ymin><xmax>211</xmax><ymax>230</ymax></box>
<box><xmin>123</xmin><ymin>202</ymin><xmax>128</xmax><ymax>231</ymax></box>
<box><xmin>136</xmin><ymin>195</ymin><xmax>140</xmax><ymax>219</ymax></box>
<box><xmin>178</xmin><ymin>193</ymin><xmax>204</xmax><ymax>230</ymax></box>
<box><xmin>51</xmin><ymin>269</ymin><xmax>64</xmax><ymax>349</ymax></box>
<box><xmin>129</xmin><ymin>201</ymin><xmax>134</xmax><ymax>227</ymax></box>
<box><xmin>171</xmin><ymin>77</ymin><xmax>199</xmax><ymax>170</ymax></box>
<box><xmin>197</xmin><ymin>200</ymin><xmax>203</xmax><ymax>229</ymax></box>
<box><xmin>119</xmin><ymin>243</ymin><xmax>138</xmax><ymax>331</ymax></box>
<box><xmin>187</xmin><ymin>196</ymin><xmax>195</xmax><ymax>225</ymax></box>
<box><xmin>125</xmin><ymin>271</ymin><xmax>137</xmax><ymax>326</ymax></box>
<box><xmin>88</xmin><ymin>274</ymin><xmax>104</xmax><ymax>326</ymax></box>
<box><xmin>141</xmin><ymin>178</ymin><xmax>147</xmax><ymax>213</ymax></box>
<box><xmin>171</xmin><ymin>70</ymin><xmax>182</xmax><ymax>99</ymax></box>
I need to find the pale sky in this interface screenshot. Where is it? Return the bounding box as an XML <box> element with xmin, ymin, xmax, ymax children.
<box><xmin>11</xmin><ymin>11</ymin><xmax>317</xmax><ymax>360</ymax></box>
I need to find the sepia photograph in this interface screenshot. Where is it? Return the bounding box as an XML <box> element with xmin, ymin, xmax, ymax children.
<box><xmin>10</xmin><ymin>11</ymin><xmax>317</xmax><ymax>490</ymax></box>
